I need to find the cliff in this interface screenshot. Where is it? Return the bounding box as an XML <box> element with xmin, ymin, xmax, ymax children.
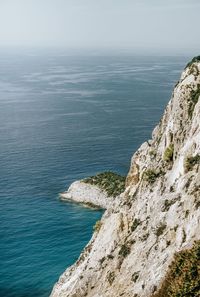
<box><xmin>51</xmin><ymin>57</ymin><xmax>200</xmax><ymax>297</ymax></box>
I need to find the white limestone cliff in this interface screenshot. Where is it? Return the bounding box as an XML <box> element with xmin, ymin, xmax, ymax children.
<box><xmin>51</xmin><ymin>58</ymin><xmax>200</xmax><ymax>297</ymax></box>
<box><xmin>60</xmin><ymin>181</ymin><xmax>114</xmax><ymax>209</ymax></box>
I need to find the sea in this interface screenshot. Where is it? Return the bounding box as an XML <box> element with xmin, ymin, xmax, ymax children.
<box><xmin>0</xmin><ymin>49</ymin><xmax>189</xmax><ymax>297</ymax></box>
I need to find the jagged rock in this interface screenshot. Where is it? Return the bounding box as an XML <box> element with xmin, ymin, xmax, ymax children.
<box><xmin>51</xmin><ymin>58</ymin><xmax>200</xmax><ymax>297</ymax></box>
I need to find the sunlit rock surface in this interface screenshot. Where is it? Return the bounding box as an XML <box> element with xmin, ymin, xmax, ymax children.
<box><xmin>51</xmin><ymin>58</ymin><xmax>200</xmax><ymax>297</ymax></box>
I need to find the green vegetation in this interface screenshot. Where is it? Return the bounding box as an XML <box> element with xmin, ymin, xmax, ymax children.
<box><xmin>143</xmin><ymin>169</ymin><xmax>162</xmax><ymax>184</ymax></box>
<box><xmin>83</xmin><ymin>171</ymin><xmax>125</xmax><ymax>197</ymax></box>
<box><xmin>107</xmin><ymin>271</ymin><xmax>115</xmax><ymax>285</ymax></box>
<box><xmin>188</xmin><ymin>64</ymin><xmax>200</xmax><ymax>77</ymax></box>
<box><xmin>131</xmin><ymin>218</ymin><xmax>141</xmax><ymax>232</ymax></box>
<box><xmin>93</xmin><ymin>220</ymin><xmax>102</xmax><ymax>233</ymax></box>
<box><xmin>152</xmin><ymin>241</ymin><xmax>200</xmax><ymax>297</ymax></box>
<box><xmin>185</xmin><ymin>210</ymin><xmax>190</xmax><ymax>218</ymax></box>
<box><xmin>141</xmin><ymin>233</ymin><xmax>149</xmax><ymax>242</ymax></box>
<box><xmin>107</xmin><ymin>254</ymin><xmax>114</xmax><ymax>260</ymax></box>
<box><xmin>119</xmin><ymin>244</ymin><xmax>131</xmax><ymax>258</ymax></box>
<box><xmin>132</xmin><ymin>271</ymin><xmax>140</xmax><ymax>283</ymax></box>
<box><xmin>155</xmin><ymin>223</ymin><xmax>167</xmax><ymax>237</ymax></box>
<box><xmin>162</xmin><ymin>199</ymin><xmax>177</xmax><ymax>212</ymax></box>
<box><xmin>188</xmin><ymin>84</ymin><xmax>200</xmax><ymax>118</ymax></box>
<box><xmin>184</xmin><ymin>155</ymin><xmax>200</xmax><ymax>172</ymax></box>
<box><xmin>163</xmin><ymin>144</ymin><xmax>174</xmax><ymax>163</ymax></box>
<box><xmin>99</xmin><ymin>256</ymin><xmax>106</xmax><ymax>264</ymax></box>
<box><xmin>149</xmin><ymin>150</ymin><xmax>157</xmax><ymax>158</ymax></box>
<box><xmin>185</xmin><ymin>56</ymin><xmax>200</xmax><ymax>68</ymax></box>
<box><xmin>185</xmin><ymin>57</ymin><xmax>200</xmax><ymax>118</ymax></box>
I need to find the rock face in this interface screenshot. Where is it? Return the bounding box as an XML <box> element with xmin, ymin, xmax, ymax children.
<box><xmin>60</xmin><ymin>181</ymin><xmax>114</xmax><ymax>209</ymax></box>
<box><xmin>51</xmin><ymin>59</ymin><xmax>200</xmax><ymax>297</ymax></box>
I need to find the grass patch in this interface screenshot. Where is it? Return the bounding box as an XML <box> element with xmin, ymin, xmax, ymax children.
<box><xmin>83</xmin><ymin>172</ymin><xmax>125</xmax><ymax>197</ymax></box>
<box><xmin>152</xmin><ymin>241</ymin><xmax>200</xmax><ymax>297</ymax></box>
<box><xmin>163</xmin><ymin>144</ymin><xmax>174</xmax><ymax>163</ymax></box>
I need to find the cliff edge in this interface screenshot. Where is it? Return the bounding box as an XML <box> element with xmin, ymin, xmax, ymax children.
<box><xmin>51</xmin><ymin>57</ymin><xmax>200</xmax><ymax>297</ymax></box>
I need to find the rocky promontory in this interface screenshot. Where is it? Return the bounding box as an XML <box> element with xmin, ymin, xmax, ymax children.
<box><xmin>60</xmin><ymin>172</ymin><xmax>125</xmax><ymax>209</ymax></box>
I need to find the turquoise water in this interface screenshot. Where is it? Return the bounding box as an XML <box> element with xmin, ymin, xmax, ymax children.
<box><xmin>0</xmin><ymin>51</ymin><xmax>188</xmax><ymax>297</ymax></box>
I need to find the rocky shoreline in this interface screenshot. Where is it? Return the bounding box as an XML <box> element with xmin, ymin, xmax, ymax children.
<box><xmin>60</xmin><ymin>180</ymin><xmax>114</xmax><ymax>209</ymax></box>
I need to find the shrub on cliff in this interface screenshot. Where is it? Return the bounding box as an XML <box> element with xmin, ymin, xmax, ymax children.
<box><xmin>143</xmin><ymin>169</ymin><xmax>162</xmax><ymax>184</ymax></box>
<box><xmin>118</xmin><ymin>244</ymin><xmax>131</xmax><ymax>258</ymax></box>
<box><xmin>163</xmin><ymin>144</ymin><xmax>174</xmax><ymax>163</ymax></box>
<box><xmin>152</xmin><ymin>241</ymin><xmax>200</xmax><ymax>297</ymax></box>
<box><xmin>184</xmin><ymin>154</ymin><xmax>200</xmax><ymax>172</ymax></box>
<box><xmin>93</xmin><ymin>220</ymin><xmax>102</xmax><ymax>233</ymax></box>
<box><xmin>131</xmin><ymin>218</ymin><xmax>141</xmax><ymax>232</ymax></box>
<box><xmin>185</xmin><ymin>56</ymin><xmax>200</xmax><ymax>68</ymax></box>
<box><xmin>83</xmin><ymin>172</ymin><xmax>125</xmax><ymax>197</ymax></box>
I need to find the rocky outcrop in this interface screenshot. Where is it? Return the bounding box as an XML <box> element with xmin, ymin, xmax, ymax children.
<box><xmin>60</xmin><ymin>181</ymin><xmax>114</xmax><ymax>209</ymax></box>
<box><xmin>60</xmin><ymin>172</ymin><xmax>125</xmax><ymax>209</ymax></box>
<box><xmin>51</xmin><ymin>58</ymin><xmax>200</xmax><ymax>297</ymax></box>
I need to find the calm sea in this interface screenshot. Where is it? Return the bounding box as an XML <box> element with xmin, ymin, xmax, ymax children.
<box><xmin>0</xmin><ymin>50</ymin><xmax>189</xmax><ymax>297</ymax></box>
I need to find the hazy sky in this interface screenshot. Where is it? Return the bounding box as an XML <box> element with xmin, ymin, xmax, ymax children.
<box><xmin>0</xmin><ymin>0</ymin><xmax>199</xmax><ymax>54</ymax></box>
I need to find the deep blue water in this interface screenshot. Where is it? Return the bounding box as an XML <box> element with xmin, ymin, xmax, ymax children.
<box><xmin>0</xmin><ymin>51</ymin><xmax>189</xmax><ymax>297</ymax></box>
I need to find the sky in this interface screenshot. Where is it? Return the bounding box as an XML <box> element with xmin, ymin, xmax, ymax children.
<box><xmin>0</xmin><ymin>0</ymin><xmax>199</xmax><ymax>54</ymax></box>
